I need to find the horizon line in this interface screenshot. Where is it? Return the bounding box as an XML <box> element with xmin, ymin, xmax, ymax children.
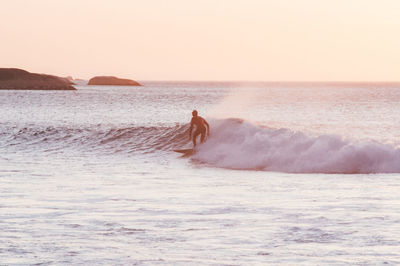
<box><xmin>136</xmin><ymin>80</ymin><xmax>400</xmax><ymax>83</ymax></box>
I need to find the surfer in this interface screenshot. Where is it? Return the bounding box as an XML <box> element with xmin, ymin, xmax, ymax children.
<box><xmin>189</xmin><ymin>110</ymin><xmax>210</xmax><ymax>147</ymax></box>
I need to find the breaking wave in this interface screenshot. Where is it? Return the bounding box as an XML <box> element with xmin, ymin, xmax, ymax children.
<box><xmin>2</xmin><ymin>118</ymin><xmax>400</xmax><ymax>174</ymax></box>
<box><xmin>193</xmin><ymin>118</ymin><xmax>400</xmax><ymax>174</ymax></box>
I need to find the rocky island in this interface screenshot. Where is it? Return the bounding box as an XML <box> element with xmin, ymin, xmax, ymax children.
<box><xmin>88</xmin><ymin>76</ymin><xmax>141</xmax><ymax>86</ymax></box>
<box><xmin>0</xmin><ymin>68</ymin><xmax>76</xmax><ymax>90</ymax></box>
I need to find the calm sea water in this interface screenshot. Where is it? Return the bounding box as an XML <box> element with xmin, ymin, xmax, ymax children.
<box><xmin>1</xmin><ymin>82</ymin><xmax>400</xmax><ymax>265</ymax></box>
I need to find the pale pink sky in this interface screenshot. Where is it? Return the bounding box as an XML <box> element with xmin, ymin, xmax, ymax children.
<box><xmin>1</xmin><ymin>0</ymin><xmax>399</xmax><ymax>81</ymax></box>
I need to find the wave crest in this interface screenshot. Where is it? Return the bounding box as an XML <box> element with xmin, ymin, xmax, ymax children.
<box><xmin>194</xmin><ymin>118</ymin><xmax>400</xmax><ymax>174</ymax></box>
<box><xmin>3</xmin><ymin>119</ymin><xmax>400</xmax><ymax>173</ymax></box>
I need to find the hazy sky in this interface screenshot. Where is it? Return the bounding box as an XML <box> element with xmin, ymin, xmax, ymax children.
<box><xmin>1</xmin><ymin>0</ymin><xmax>399</xmax><ymax>81</ymax></box>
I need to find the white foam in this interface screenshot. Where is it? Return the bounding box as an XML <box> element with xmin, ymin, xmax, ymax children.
<box><xmin>193</xmin><ymin>118</ymin><xmax>400</xmax><ymax>174</ymax></box>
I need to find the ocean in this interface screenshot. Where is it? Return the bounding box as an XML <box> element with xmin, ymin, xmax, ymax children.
<box><xmin>1</xmin><ymin>82</ymin><xmax>400</xmax><ymax>265</ymax></box>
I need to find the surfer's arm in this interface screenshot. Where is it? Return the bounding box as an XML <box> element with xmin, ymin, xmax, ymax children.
<box><xmin>204</xmin><ymin>120</ymin><xmax>210</xmax><ymax>136</ymax></box>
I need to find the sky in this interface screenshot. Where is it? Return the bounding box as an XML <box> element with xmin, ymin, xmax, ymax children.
<box><xmin>1</xmin><ymin>0</ymin><xmax>399</xmax><ymax>81</ymax></box>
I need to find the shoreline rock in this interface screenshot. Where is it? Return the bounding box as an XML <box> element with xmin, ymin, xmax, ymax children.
<box><xmin>88</xmin><ymin>76</ymin><xmax>141</xmax><ymax>86</ymax></box>
<box><xmin>0</xmin><ymin>68</ymin><xmax>76</xmax><ymax>90</ymax></box>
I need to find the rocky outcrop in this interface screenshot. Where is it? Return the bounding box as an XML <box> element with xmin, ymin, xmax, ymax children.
<box><xmin>0</xmin><ymin>68</ymin><xmax>76</xmax><ymax>90</ymax></box>
<box><xmin>88</xmin><ymin>76</ymin><xmax>141</xmax><ymax>86</ymax></box>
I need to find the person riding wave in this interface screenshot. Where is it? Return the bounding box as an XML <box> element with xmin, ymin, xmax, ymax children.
<box><xmin>189</xmin><ymin>110</ymin><xmax>210</xmax><ymax>147</ymax></box>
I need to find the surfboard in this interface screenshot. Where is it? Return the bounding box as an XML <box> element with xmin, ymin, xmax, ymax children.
<box><xmin>173</xmin><ymin>148</ymin><xmax>195</xmax><ymax>156</ymax></box>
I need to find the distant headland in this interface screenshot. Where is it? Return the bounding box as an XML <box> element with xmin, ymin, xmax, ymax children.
<box><xmin>88</xmin><ymin>76</ymin><xmax>141</xmax><ymax>86</ymax></box>
<box><xmin>0</xmin><ymin>68</ymin><xmax>76</xmax><ymax>90</ymax></box>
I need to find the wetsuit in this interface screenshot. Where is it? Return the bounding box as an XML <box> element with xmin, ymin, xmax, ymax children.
<box><xmin>190</xmin><ymin>116</ymin><xmax>209</xmax><ymax>146</ymax></box>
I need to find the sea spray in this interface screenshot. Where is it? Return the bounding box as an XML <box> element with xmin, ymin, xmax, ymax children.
<box><xmin>207</xmin><ymin>84</ymin><xmax>263</xmax><ymax>120</ymax></box>
<box><xmin>193</xmin><ymin>118</ymin><xmax>400</xmax><ymax>174</ymax></box>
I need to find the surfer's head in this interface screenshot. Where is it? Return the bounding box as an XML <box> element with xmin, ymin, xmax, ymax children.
<box><xmin>192</xmin><ymin>110</ymin><xmax>198</xmax><ymax>117</ymax></box>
